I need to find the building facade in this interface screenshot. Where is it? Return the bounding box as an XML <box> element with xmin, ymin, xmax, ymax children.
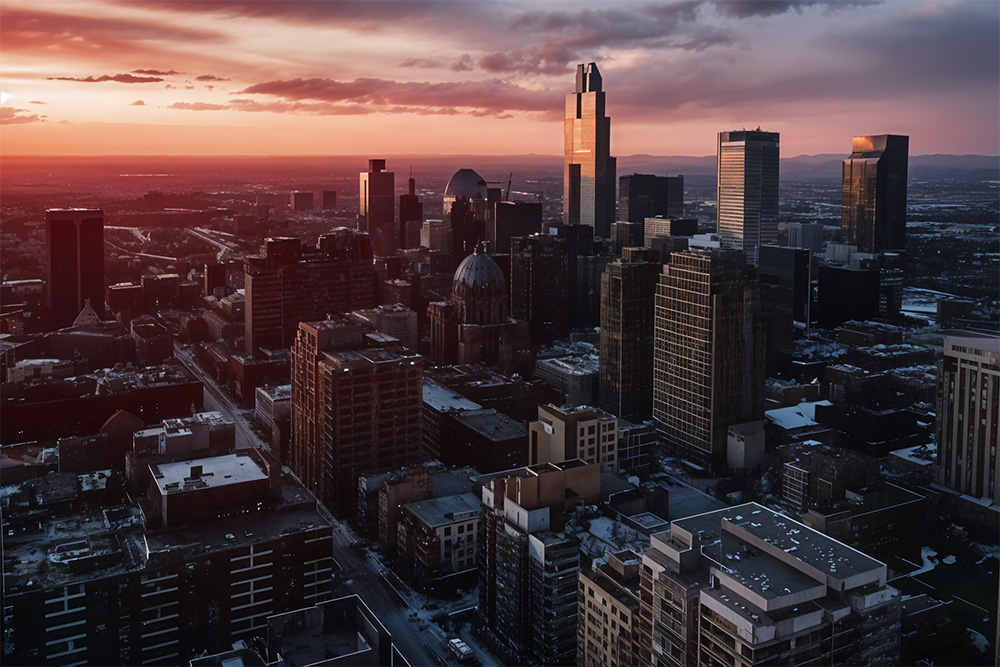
<box><xmin>46</xmin><ymin>208</ymin><xmax>105</xmax><ymax>328</ymax></box>
<box><xmin>360</xmin><ymin>158</ymin><xmax>396</xmax><ymax>255</ymax></box>
<box><xmin>528</xmin><ymin>404</ymin><xmax>619</xmax><ymax>472</ymax></box>
<box><xmin>620</xmin><ymin>174</ymin><xmax>683</xmax><ymax>223</ymax></box>
<box><xmin>841</xmin><ymin>134</ymin><xmax>909</xmax><ymax>254</ymax></box>
<box><xmin>716</xmin><ymin>130</ymin><xmax>779</xmax><ymax>267</ymax></box>
<box><xmin>578</xmin><ymin>550</ymin><xmax>643</xmax><ymax>667</ymax></box>
<box><xmin>511</xmin><ymin>234</ymin><xmax>570</xmax><ymax>346</ymax></box>
<box><xmin>652</xmin><ymin>249</ymin><xmax>765</xmax><ymax>471</ymax></box>
<box><xmin>564</xmin><ymin>62</ymin><xmax>616</xmax><ymax>238</ymax></box>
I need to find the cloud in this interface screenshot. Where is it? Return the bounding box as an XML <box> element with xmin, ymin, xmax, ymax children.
<box><xmin>48</xmin><ymin>73</ymin><xmax>164</xmax><ymax>83</ymax></box>
<box><xmin>451</xmin><ymin>54</ymin><xmax>474</xmax><ymax>72</ymax></box>
<box><xmin>399</xmin><ymin>58</ymin><xmax>442</xmax><ymax>69</ymax></box>
<box><xmin>1</xmin><ymin>107</ymin><xmax>45</xmax><ymax>124</ymax></box>
<box><xmin>133</xmin><ymin>68</ymin><xmax>182</xmax><ymax>75</ymax></box>
<box><xmin>237</xmin><ymin>76</ymin><xmax>556</xmax><ymax>116</ymax></box>
<box><xmin>29</xmin><ymin>100</ymin><xmax>45</xmax><ymax>104</ymax></box>
<box><xmin>712</xmin><ymin>0</ymin><xmax>881</xmax><ymax>19</ymax></box>
<box><xmin>195</xmin><ymin>74</ymin><xmax>229</xmax><ymax>81</ymax></box>
<box><xmin>168</xmin><ymin>102</ymin><xmax>228</xmax><ymax>111</ymax></box>
<box><xmin>130</xmin><ymin>99</ymin><xmax>146</xmax><ymax>106</ymax></box>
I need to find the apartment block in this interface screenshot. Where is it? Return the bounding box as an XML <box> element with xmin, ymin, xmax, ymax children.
<box><xmin>529</xmin><ymin>404</ymin><xmax>619</xmax><ymax>472</ymax></box>
<box><xmin>578</xmin><ymin>549</ymin><xmax>643</xmax><ymax>667</ymax></box>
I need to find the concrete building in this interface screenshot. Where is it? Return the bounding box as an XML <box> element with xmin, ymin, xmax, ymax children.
<box><xmin>652</xmin><ymin>250</ymin><xmax>765</xmax><ymax>472</ymax></box>
<box><xmin>564</xmin><ymin>62</ymin><xmax>616</xmax><ymax>238</ymax></box>
<box><xmin>529</xmin><ymin>404</ymin><xmax>619</xmax><ymax>472</ymax></box>
<box><xmin>842</xmin><ymin>135</ymin><xmax>909</xmax><ymax>254</ymax></box>
<box><xmin>290</xmin><ymin>316</ymin><xmax>422</xmax><ymax>516</ymax></box>
<box><xmin>511</xmin><ymin>234</ymin><xmax>570</xmax><ymax>346</ymax></box>
<box><xmin>535</xmin><ymin>340</ymin><xmax>601</xmax><ymax>407</ymax></box>
<box><xmin>397</xmin><ymin>492</ymin><xmax>481</xmax><ymax>585</ymax></box>
<box><xmin>360</xmin><ymin>158</ymin><xmax>396</xmax><ymax>255</ymax></box>
<box><xmin>578</xmin><ymin>549</ymin><xmax>642</xmax><ymax>667</ymax></box>
<box><xmin>619</xmin><ymin>174</ymin><xmax>683</xmax><ymax>223</ymax></box>
<box><xmin>290</xmin><ymin>191</ymin><xmax>314</xmax><ymax>211</ymax></box>
<box><xmin>937</xmin><ymin>334</ymin><xmax>1000</xmax><ymax>505</ymax></box>
<box><xmin>716</xmin><ymin>130</ymin><xmax>779</xmax><ymax>267</ymax></box>
<box><xmin>617</xmin><ymin>419</ymin><xmax>655</xmax><ymax>474</ymax></box>
<box><xmin>350</xmin><ymin>303</ymin><xmax>418</xmax><ymax>351</ymax></box>
<box><xmin>478</xmin><ymin>460</ymin><xmax>601</xmax><ymax>665</ymax></box>
<box><xmin>786</xmin><ymin>222</ymin><xmax>825</xmax><ymax>255</ymax></box>
<box><xmin>600</xmin><ymin>247</ymin><xmax>661</xmax><ymax>422</ymax></box>
<box><xmin>243</xmin><ymin>232</ymin><xmax>375</xmax><ymax>354</ymax></box>
<box><xmin>46</xmin><ymin>208</ymin><xmax>105</xmax><ymax>328</ymax></box>
<box><xmin>639</xmin><ymin>502</ymin><xmax>901</xmax><ymax>667</ymax></box>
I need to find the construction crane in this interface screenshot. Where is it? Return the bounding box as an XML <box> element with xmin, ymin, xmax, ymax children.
<box><xmin>485</xmin><ymin>172</ymin><xmax>514</xmax><ymax>201</ymax></box>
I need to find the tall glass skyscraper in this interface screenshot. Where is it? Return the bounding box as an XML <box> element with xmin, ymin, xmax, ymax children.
<box><xmin>841</xmin><ymin>134</ymin><xmax>909</xmax><ymax>253</ymax></box>
<box><xmin>359</xmin><ymin>158</ymin><xmax>396</xmax><ymax>256</ymax></box>
<box><xmin>716</xmin><ymin>129</ymin><xmax>779</xmax><ymax>267</ymax></box>
<box><xmin>564</xmin><ymin>62</ymin><xmax>616</xmax><ymax>239</ymax></box>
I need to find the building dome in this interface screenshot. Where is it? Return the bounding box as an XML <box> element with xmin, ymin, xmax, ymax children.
<box><xmin>444</xmin><ymin>169</ymin><xmax>488</xmax><ymax>201</ymax></box>
<box><xmin>451</xmin><ymin>244</ymin><xmax>508</xmax><ymax>325</ymax></box>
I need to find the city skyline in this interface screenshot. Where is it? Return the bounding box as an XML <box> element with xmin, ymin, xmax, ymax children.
<box><xmin>1</xmin><ymin>0</ymin><xmax>998</xmax><ymax>157</ymax></box>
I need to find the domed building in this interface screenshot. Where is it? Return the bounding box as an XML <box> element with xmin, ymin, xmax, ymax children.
<box><xmin>428</xmin><ymin>243</ymin><xmax>529</xmax><ymax>370</ymax></box>
<box><xmin>442</xmin><ymin>168</ymin><xmax>491</xmax><ymax>258</ymax></box>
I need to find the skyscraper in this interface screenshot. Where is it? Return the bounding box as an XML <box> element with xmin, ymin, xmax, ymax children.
<box><xmin>841</xmin><ymin>134</ymin><xmax>909</xmax><ymax>253</ymax></box>
<box><xmin>619</xmin><ymin>173</ymin><xmax>683</xmax><ymax>223</ymax></box>
<box><xmin>600</xmin><ymin>247</ymin><xmax>660</xmax><ymax>422</ymax></box>
<box><xmin>716</xmin><ymin>130</ymin><xmax>779</xmax><ymax>266</ymax></box>
<box><xmin>443</xmin><ymin>168</ymin><xmax>489</xmax><ymax>259</ymax></box>
<box><xmin>398</xmin><ymin>172</ymin><xmax>423</xmax><ymax>249</ymax></box>
<box><xmin>937</xmin><ymin>334</ymin><xmax>1000</xmax><ymax>505</ymax></box>
<box><xmin>652</xmin><ymin>249</ymin><xmax>765</xmax><ymax>471</ymax></box>
<box><xmin>46</xmin><ymin>208</ymin><xmax>105</xmax><ymax>328</ymax></box>
<box><xmin>359</xmin><ymin>158</ymin><xmax>396</xmax><ymax>255</ymax></box>
<box><xmin>564</xmin><ymin>62</ymin><xmax>616</xmax><ymax>238</ymax></box>
<box><xmin>510</xmin><ymin>234</ymin><xmax>570</xmax><ymax>345</ymax></box>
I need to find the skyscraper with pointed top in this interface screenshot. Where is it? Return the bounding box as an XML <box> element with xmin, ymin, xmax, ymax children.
<box><xmin>564</xmin><ymin>62</ymin><xmax>616</xmax><ymax>239</ymax></box>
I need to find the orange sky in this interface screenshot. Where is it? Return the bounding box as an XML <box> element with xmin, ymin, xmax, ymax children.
<box><xmin>2</xmin><ymin>0</ymin><xmax>998</xmax><ymax>157</ymax></box>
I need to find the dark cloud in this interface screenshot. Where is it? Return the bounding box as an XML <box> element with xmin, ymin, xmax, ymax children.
<box><xmin>451</xmin><ymin>54</ymin><xmax>474</xmax><ymax>72</ymax></box>
<box><xmin>130</xmin><ymin>100</ymin><xmax>146</xmax><ymax>106</ymax></box>
<box><xmin>1</xmin><ymin>107</ymin><xmax>45</xmax><ymax>124</ymax></box>
<box><xmin>133</xmin><ymin>68</ymin><xmax>182</xmax><ymax>75</ymax></box>
<box><xmin>712</xmin><ymin>0</ymin><xmax>881</xmax><ymax>19</ymax></box>
<box><xmin>399</xmin><ymin>58</ymin><xmax>443</xmax><ymax>69</ymax></box>
<box><xmin>195</xmin><ymin>74</ymin><xmax>229</xmax><ymax>81</ymax></box>
<box><xmin>235</xmin><ymin>76</ymin><xmax>556</xmax><ymax>116</ymax></box>
<box><xmin>48</xmin><ymin>73</ymin><xmax>163</xmax><ymax>83</ymax></box>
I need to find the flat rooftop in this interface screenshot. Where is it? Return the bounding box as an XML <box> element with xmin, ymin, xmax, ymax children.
<box><xmin>765</xmin><ymin>400</ymin><xmax>832</xmax><ymax>431</ymax></box>
<box><xmin>453</xmin><ymin>408</ymin><xmax>525</xmax><ymax>441</ymax></box>
<box><xmin>423</xmin><ymin>378</ymin><xmax>482</xmax><ymax>413</ymax></box>
<box><xmin>405</xmin><ymin>492</ymin><xmax>480</xmax><ymax>528</ymax></box>
<box><xmin>151</xmin><ymin>453</ymin><xmax>268</xmax><ymax>495</ymax></box>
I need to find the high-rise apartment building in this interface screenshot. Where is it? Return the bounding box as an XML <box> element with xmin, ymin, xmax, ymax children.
<box><xmin>243</xmin><ymin>231</ymin><xmax>375</xmax><ymax>354</ymax></box>
<box><xmin>290</xmin><ymin>316</ymin><xmax>422</xmax><ymax>516</ymax></box>
<box><xmin>564</xmin><ymin>62</ymin><xmax>616</xmax><ymax>238</ymax></box>
<box><xmin>937</xmin><ymin>335</ymin><xmax>1000</xmax><ymax>505</ymax></box>
<box><xmin>841</xmin><ymin>134</ymin><xmax>909</xmax><ymax>253</ymax></box>
<box><xmin>639</xmin><ymin>503</ymin><xmax>901</xmax><ymax>667</ymax></box>
<box><xmin>578</xmin><ymin>550</ymin><xmax>642</xmax><ymax>667</ymax></box>
<box><xmin>46</xmin><ymin>208</ymin><xmax>105</xmax><ymax>328</ymax></box>
<box><xmin>528</xmin><ymin>404</ymin><xmax>619</xmax><ymax>472</ymax></box>
<box><xmin>716</xmin><ymin>130</ymin><xmax>779</xmax><ymax>266</ymax></box>
<box><xmin>620</xmin><ymin>174</ymin><xmax>683</xmax><ymax>223</ymax></box>
<box><xmin>511</xmin><ymin>233</ymin><xmax>570</xmax><ymax>346</ymax></box>
<box><xmin>360</xmin><ymin>158</ymin><xmax>396</xmax><ymax>255</ymax></box>
<box><xmin>478</xmin><ymin>460</ymin><xmax>601</xmax><ymax>665</ymax></box>
<box><xmin>600</xmin><ymin>247</ymin><xmax>661</xmax><ymax>422</ymax></box>
<box><xmin>652</xmin><ymin>249</ymin><xmax>765</xmax><ymax>471</ymax></box>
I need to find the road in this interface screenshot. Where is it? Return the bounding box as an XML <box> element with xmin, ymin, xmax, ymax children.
<box><xmin>187</xmin><ymin>227</ymin><xmax>235</xmax><ymax>261</ymax></box>
<box><xmin>172</xmin><ymin>340</ymin><xmax>266</xmax><ymax>451</ymax></box>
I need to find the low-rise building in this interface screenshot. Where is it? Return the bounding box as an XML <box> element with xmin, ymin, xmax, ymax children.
<box><xmin>397</xmin><ymin>492</ymin><xmax>481</xmax><ymax>585</ymax></box>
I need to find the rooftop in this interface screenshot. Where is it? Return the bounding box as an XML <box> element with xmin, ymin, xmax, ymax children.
<box><xmin>453</xmin><ymin>408</ymin><xmax>525</xmax><ymax>441</ymax></box>
<box><xmin>765</xmin><ymin>400</ymin><xmax>832</xmax><ymax>431</ymax></box>
<box><xmin>423</xmin><ymin>378</ymin><xmax>482</xmax><ymax>413</ymax></box>
<box><xmin>405</xmin><ymin>492</ymin><xmax>481</xmax><ymax>528</ymax></box>
<box><xmin>151</xmin><ymin>453</ymin><xmax>268</xmax><ymax>495</ymax></box>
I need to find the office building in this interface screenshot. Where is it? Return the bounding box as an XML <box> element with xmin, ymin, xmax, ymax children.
<box><xmin>617</xmin><ymin>419</ymin><xmax>655</xmax><ymax>473</ymax></box>
<box><xmin>842</xmin><ymin>135</ymin><xmax>909</xmax><ymax>253</ymax></box>
<box><xmin>652</xmin><ymin>249</ymin><xmax>765</xmax><ymax>471</ymax></box>
<box><xmin>492</xmin><ymin>201</ymin><xmax>542</xmax><ymax>255</ymax></box>
<box><xmin>244</xmin><ymin>231</ymin><xmax>375</xmax><ymax>354</ymax></box>
<box><xmin>611</xmin><ymin>220</ymin><xmax>644</xmax><ymax>254</ymax></box>
<box><xmin>564</xmin><ymin>62</ymin><xmax>616</xmax><ymax>238</ymax></box>
<box><xmin>578</xmin><ymin>550</ymin><xmax>642</xmax><ymax>667</ymax></box>
<box><xmin>640</xmin><ymin>502</ymin><xmax>901</xmax><ymax>667</ymax></box>
<box><xmin>46</xmin><ymin>208</ymin><xmax>105</xmax><ymax>328</ymax></box>
<box><xmin>937</xmin><ymin>335</ymin><xmax>1000</xmax><ymax>505</ymax></box>
<box><xmin>290</xmin><ymin>191</ymin><xmax>314</xmax><ymax>211</ymax></box>
<box><xmin>478</xmin><ymin>460</ymin><xmax>601</xmax><ymax>665</ymax></box>
<box><xmin>786</xmin><ymin>222</ymin><xmax>824</xmax><ymax>255</ymax></box>
<box><xmin>444</xmin><ymin>168</ymin><xmax>489</xmax><ymax>259</ymax></box>
<box><xmin>619</xmin><ymin>174</ymin><xmax>683</xmax><ymax>223</ymax></box>
<box><xmin>290</xmin><ymin>316</ymin><xmax>422</xmax><ymax>516</ymax></box>
<box><xmin>716</xmin><ymin>130</ymin><xmax>779</xmax><ymax>266</ymax></box>
<box><xmin>399</xmin><ymin>173</ymin><xmax>423</xmax><ymax>249</ymax></box>
<box><xmin>816</xmin><ymin>264</ymin><xmax>880</xmax><ymax>329</ymax></box>
<box><xmin>203</xmin><ymin>262</ymin><xmax>226</xmax><ymax>296</ymax></box>
<box><xmin>511</xmin><ymin>234</ymin><xmax>570</xmax><ymax>345</ymax></box>
<box><xmin>600</xmin><ymin>247</ymin><xmax>661</xmax><ymax>422</ymax></box>
<box><xmin>321</xmin><ymin>189</ymin><xmax>337</xmax><ymax>209</ymax></box>
<box><xmin>360</xmin><ymin>158</ymin><xmax>396</xmax><ymax>255</ymax></box>
<box><xmin>528</xmin><ymin>404</ymin><xmax>619</xmax><ymax>472</ymax></box>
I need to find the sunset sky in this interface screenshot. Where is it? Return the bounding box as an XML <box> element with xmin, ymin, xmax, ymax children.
<box><xmin>2</xmin><ymin>0</ymin><xmax>997</xmax><ymax>157</ymax></box>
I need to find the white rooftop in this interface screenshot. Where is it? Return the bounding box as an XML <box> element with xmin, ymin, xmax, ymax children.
<box><xmin>152</xmin><ymin>454</ymin><xmax>267</xmax><ymax>495</ymax></box>
<box><xmin>765</xmin><ymin>400</ymin><xmax>832</xmax><ymax>431</ymax></box>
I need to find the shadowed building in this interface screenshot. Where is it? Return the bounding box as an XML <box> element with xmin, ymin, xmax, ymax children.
<box><xmin>398</xmin><ymin>173</ymin><xmax>423</xmax><ymax>249</ymax></box>
<box><xmin>360</xmin><ymin>159</ymin><xmax>396</xmax><ymax>255</ymax></box>
<box><xmin>491</xmin><ymin>201</ymin><xmax>542</xmax><ymax>255</ymax></box>
<box><xmin>619</xmin><ymin>174</ymin><xmax>683</xmax><ymax>223</ymax></box>
<box><xmin>511</xmin><ymin>234</ymin><xmax>570</xmax><ymax>346</ymax></box>
<box><xmin>564</xmin><ymin>63</ymin><xmax>616</xmax><ymax>238</ymax></box>
<box><xmin>716</xmin><ymin>130</ymin><xmax>779</xmax><ymax>267</ymax></box>
<box><xmin>842</xmin><ymin>135</ymin><xmax>909</xmax><ymax>253</ymax></box>
<box><xmin>444</xmin><ymin>169</ymin><xmax>489</xmax><ymax>259</ymax></box>
<box><xmin>46</xmin><ymin>208</ymin><xmax>105</xmax><ymax>328</ymax></box>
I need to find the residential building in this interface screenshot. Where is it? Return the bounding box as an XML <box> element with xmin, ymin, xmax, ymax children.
<box><xmin>639</xmin><ymin>502</ymin><xmax>901</xmax><ymax>667</ymax></box>
<box><xmin>529</xmin><ymin>404</ymin><xmax>619</xmax><ymax>472</ymax></box>
<box><xmin>578</xmin><ymin>550</ymin><xmax>642</xmax><ymax>667</ymax></box>
<box><xmin>360</xmin><ymin>158</ymin><xmax>396</xmax><ymax>255</ymax></box>
<box><xmin>716</xmin><ymin>130</ymin><xmax>779</xmax><ymax>266</ymax></box>
<box><xmin>397</xmin><ymin>492</ymin><xmax>481</xmax><ymax>585</ymax></box>
<box><xmin>652</xmin><ymin>249</ymin><xmax>765</xmax><ymax>471</ymax></box>
<box><xmin>841</xmin><ymin>135</ymin><xmax>909</xmax><ymax>253</ymax></box>
<box><xmin>564</xmin><ymin>62</ymin><xmax>616</xmax><ymax>238</ymax></box>
<box><xmin>46</xmin><ymin>208</ymin><xmax>105</xmax><ymax>328</ymax></box>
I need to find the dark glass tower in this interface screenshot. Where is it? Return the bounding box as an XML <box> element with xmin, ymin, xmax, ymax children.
<box><xmin>716</xmin><ymin>130</ymin><xmax>779</xmax><ymax>267</ymax></box>
<box><xmin>619</xmin><ymin>174</ymin><xmax>683</xmax><ymax>223</ymax></box>
<box><xmin>841</xmin><ymin>134</ymin><xmax>909</xmax><ymax>253</ymax></box>
<box><xmin>360</xmin><ymin>158</ymin><xmax>396</xmax><ymax>256</ymax></box>
<box><xmin>510</xmin><ymin>234</ymin><xmax>570</xmax><ymax>345</ymax></box>
<box><xmin>564</xmin><ymin>62</ymin><xmax>616</xmax><ymax>238</ymax></box>
<box><xmin>46</xmin><ymin>208</ymin><xmax>105</xmax><ymax>328</ymax></box>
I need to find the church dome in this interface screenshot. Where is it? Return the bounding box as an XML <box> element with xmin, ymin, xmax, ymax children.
<box><xmin>444</xmin><ymin>168</ymin><xmax>488</xmax><ymax>201</ymax></box>
<box><xmin>452</xmin><ymin>244</ymin><xmax>507</xmax><ymax>304</ymax></box>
